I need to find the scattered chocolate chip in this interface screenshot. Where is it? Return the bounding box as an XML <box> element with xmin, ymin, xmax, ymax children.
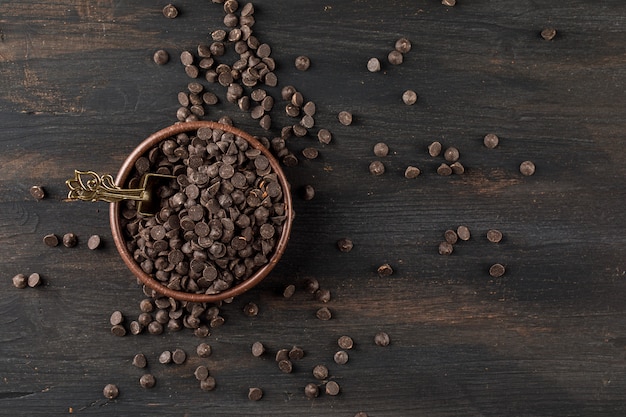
<box><xmin>325</xmin><ymin>380</ymin><xmax>340</xmax><ymax>396</ymax></box>
<box><xmin>334</xmin><ymin>350</ymin><xmax>349</xmax><ymax>365</ymax></box>
<box><xmin>87</xmin><ymin>235</ymin><xmax>101</xmax><ymax>250</ymax></box>
<box><xmin>132</xmin><ymin>354</ymin><xmax>147</xmax><ymax>369</ymax></box>
<box><xmin>457</xmin><ymin>225</ymin><xmax>471</xmax><ymax>241</ymax></box>
<box><xmin>402</xmin><ymin>90</ymin><xmax>418</xmax><ymax>105</ymax></box>
<box><xmin>43</xmin><ymin>234</ymin><xmax>59</xmax><ymax>247</ymax></box>
<box><xmin>27</xmin><ymin>273</ymin><xmax>42</xmax><ymax>288</ymax></box>
<box><xmin>437</xmin><ymin>163</ymin><xmax>452</xmax><ymax>176</ymax></box>
<box><xmin>110</xmin><ymin>310</ymin><xmax>124</xmax><ymax>326</ymax></box>
<box><xmin>252</xmin><ymin>341</ymin><xmax>265</xmax><ymax>357</ymax></box>
<box><xmin>162</xmin><ymin>3</ymin><xmax>178</xmax><ymax>19</ymax></box>
<box><xmin>62</xmin><ymin>233</ymin><xmax>78</xmax><ymax>248</ymax></box>
<box><xmin>139</xmin><ymin>374</ymin><xmax>156</xmax><ymax>388</ymax></box>
<box><xmin>103</xmin><ymin>384</ymin><xmax>119</xmax><ymax>400</ymax></box>
<box><xmin>30</xmin><ymin>185</ymin><xmax>45</xmax><ymax>200</ymax></box>
<box><xmin>338</xmin><ymin>111</ymin><xmax>353</xmax><ymax>126</ymax></box>
<box><xmin>304</xmin><ymin>383</ymin><xmax>320</xmax><ymax>398</ymax></box>
<box><xmin>520</xmin><ymin>160</ymin><xmax>536</xmax><ymax>176</ymax></box>
<box><xmin>541</xmin><ymin>27</ymin><xmax>557</xmax><ymax>41</ymax></box>
<box><xmin>248</xmin><ymin>387</ymin><xmax>263</xmax><ymax>401</ymax></box>
<box><xmin>369</xmin><ymin>161</ymin><xmax>385</xmax><ymax>175</ymax></box>
<box><xmin>316</xmin><ymin>307</ymin><xmax>332</xmax><ymax>321</ymax></box>
<box><xmin>428</xmin><ymin>141</ymin><xmax>442</xmax><ymax>157</ymax></box>
<box><xmin>377</xmin><ymin>263</ymin><xmax>393</xmax><ymax>276</ymax></box>
<box><xmin>404</xmin><ymin>166</ymin><xmax>421</xmax><ymax>178</ymax></box>
<box><xmin>153</xmin><ymin>49</ymin><xmax>169</xmax><ymax>65</ymax></box>
<box><xmin>373</xmin><ymin>142</ymin><xmax>389</xmax><ymax>157</ymax></box>
<box><xmin>483</xmin><ymin>133</ymin><xmax>499</xmax><ymax>149</ymax></box>
<box><xmin>438</xmin><ymin>241</ymin><xmax>453</xmax><ymax>255</ymax></box>
<box><xmin>489</xmin><ymin>263</ymin><xmax>506</xmax><ymax>277</ymax></box>
<box><xmin>367</xmin><ymin>57</ymin><xmax>381</xmax><ymax>72</ymax></box>
<box><xmin>374</xmin><ymin>332</ymin><xmax>390</xmax><ymax>346</ymax></box>
<box><xmin>337</xmin><ymin>238</ymin><xmax>354</xmax><ymax>253</ymax></box>
<box><xmin>487</xmin><ymin>229</ymin><xmax>503</xmax><ymax>243</ymax></box>
<box><xmin>243</xmin><ymin>302</ymin><xmax>259</xmax><ymax>317</ymax></box>
<box><xmin>312</xmin><ymin>364</ymin><xmax>329</xmax><ymax>380</ymax></box>
<box><xmin>295</xmin><ymin>55</ymin><xmax>311</xmax><ymax>71</ymax></box>
<box><xmin>395</xmin><ymin>37</ymin><xmax>412</xmax><ymax>54</ymax></box>
<box><xmin>338</xmin><ymin>336</ymin><xmax>354</xmax><ymax>350</ymax></box>
<box><xmin>12</xmin><ymin>273</ymin><xmax>27</xmax><ymax>289</ymax></box>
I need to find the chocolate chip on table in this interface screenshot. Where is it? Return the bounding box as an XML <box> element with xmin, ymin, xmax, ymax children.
<box><xmin>62</xmin><ymin>233</ymin><xmax>78</xmax><ymax>248</ymax></box>
<box><xmin>42</xmin><ymin>234</ymin><xmax>59</xmax><ymax>247</ymax></box>
<box><xmin>374</xmin><ymin>332</ymin><xmax>390</xmax><ymax>347</ymax></box>
<box><xmin>395</xmin><ymin>37</ymin><xmax>412</xmax><ymax>54</ymax></box>
<box><xmin>337</xmin><ymin>238</ymin><xmax>353</xmax><ymax>253</ymax></box>
<box><xmin>489</xmin><ymin>263</ymin><xmax>506</xmax><ymax>277</ymax></box>
<box><xmin>315</xmin><ymin>288</ymin><xmax>331</xmax><ymax>303</ymax></box>
<box><xmin>325</xmin><ymin>381</ymin><xmax>340</xmax><ymax>396</ymax></box>
<box><xmin>541</xmin><ymin>27</ymin><xmax>557</xmax><ymax>40</ymax></box>
<box><xmin>153</xmin><ymin>49</ymin><xmax>169</xmax><ymax>65</ymax></box>
<box><xmin>317</xmin><ymin>128</ymin><xmax>332</xmax><ymax>144</ymax></box>
<box><xmin>402</xmin><ymin>90</ymin><xmax>418</xmax><ymax>105</ymax></box>
<box><xmin>159</xmin><ymin>350</ymin><xmax>172</xmax><ymax>364</ymax></box>
<box><xmin>278</xmin><ymin>359</ymin><xmax>293</xmax><ymax>373</ymax></box>
<box><xmin>111</xmin><ymin>325</ymin><xmax>126</xmax><ymax>337</ymax></box>
<box><xmin>288</xmin><ymin>346</ymin><xmax>305</xmax><ymax>360</ymax></box>
<box><xmin>87</xmin><ymin>235</ymin><xmax>101</xmax><ymax>250</ymax></box>
<box><xmin>312</xmin><ymin>364</ymin><xmax>329</xmax><ymax>380</ymax></box>
<box><xmin>243</xmin><ymin>302</ymin><xmax>259</xmax><ymax>317</ymax></box>
<box><xmin>200</xmin><ymin>376</ymin><xmax>217</xmax><ymax>391</ymax></box>
<box><xmin>444</xmin><ymin>229</ymin><xmax>458</xmax><ymax>244</ymax></box>
<box><xmin>302</xmin><ymin>184</ymin><xmax>315</xmax><ymax>201</ymax></box>
<box><xmin>450</xmin><ymin>162</ymin><xmax>465</xmax><ymax>175</ymax></box>
<box><xmin>438</xmin><ymin>241</ymin><xmax>453</xmax><ymax>255</ymax></box>
<box><xmin>148</xmin><ymin>321</ymin><xmax>163</xmax><ymax>335</ymax></box>
<box><xmin>404</xmin><ymin>166</ymin><xmax>421</xmax><ymax>178</ymax></box>
<box><xmin>487</xmin><ymin>229</ymin><xmax>503</xmax><ymax>243</ymax></box>
<box><xmin>355</xmin><ymin>413</ymin><xmax>369</xmax><ymax>417</ymax></box>
<box><xmin>428</xmin><ymin>141</ymin><xmax>442</xmax><ymax>157</ymax></box>
<box><xmin>30</xmin><ymin>185</ymin><xmax>45</xmax><ymax>200</ymax></box>
<box><xmin>388</xmin><ymin>50</ymin><xmax>403</xmax><ymax>65</ymax></box>
<box><xmin>283</xmin><ymin>284</ymin><xmax>296</xmax><ymax>298</ymax></box>
<box><xmin>304</xmin><ymin>383</ymin><xmax>320</xmax><ymax>398</ymax></box>
<box><xmin>132</xmin><ymin>353</ymin><xmax>147</xmax><ymax>369</ymax></box>
<box><xmin>338</xmin><ymin>111</ymin><xmax>353</xmax><ymax>126</ymax></box>
<box><xmin>520</xmin><ymin>160</ymin><xmax>536</xmax><ymax>176</ymax></box>
<box><xmin>12</xmin><ymin>273</ymin><xmax>27</xmax><ymax>289</ymax></box>
<box><xmin>373</xmin><ymin>142</ymin><xmax>389</xmax><ymax>157</ymax></box>
<box><xmin>457</xmin><ymin>225</ymin><xmax>471</xmax><ymax>241</ymax></box>
<box><xmin>140</xmin><ymin>374</ymin><xmax>156</xmax><ymax>389</ymax></box>
<box><xmin>377</xmin><ymin>263</ymin><xmax>393</xmax><ymax>276</ymax></box>
<box><xmin>295</xmin><ymin>55</ymin><xmax>311</xmax><ymax>71</ymax></box>
<box><xmin>103</xmin><ymin>384</ymin><xmax>119</xmax><ymax>400</ymax></box>
<box><xmin>437</xmin><ymin>163</ymin><xmax>452</xmax><ymax>176</ymax></box>
<box><xmin>367</xmin><ymin>57</ymin><xmax>381</xmax><ymax>72</ymax></box>
<box><xmin>197</xmin><ymin>343</ymin><xmax>212</xmax><ymax>358</ymax></box>
<box><xmin>172</xmin><ymin>348</ymin><xmax>186</xmax><ymax>365</ymax></box>
<box><xmin>251</xmin><ymin>341</ymin><xmax>265</xmax><ymax>357</ymax></box>
<box><xmin>442</xmin><ymin>0</ymin><xmax>456</xmax><ymax>6</ymax></box>
<box><xmin>223</xmin><ymin>0</ymin><xmax>238</xmax><ymax>13</ymax></box>
<box><xmin>334</xmin><ymin>350</ymin><xmax>349</xmax><ymax>365</ymax></box>
<box><xmin>27</xmin><ymin>273</ymin><xmax>42</xmax><ymax>288</ymax></box>
<box><xmin>302</xmin><ymin>147</ymin><xmax>319</xmax><ymax>159</ymax></box>
<box><xmin>483</xmin><ymin>133</ymin><xmax>499</xmax><ymax>149</ymax></box>
<box><xmin>248</xmin><ymin>387</ymin><xmax>263</xmax><ymax>401</ymax></box>
<box><xmin>162</xmin><ymin>3</ymin><xmax>178</xmax><ymax>18</ymax></box>
<box><xmin>338</xmin><ymin>336</ymin><xmax>354</xmax><ymax>350</ymax></box>
<box><xmin>304</xmin><ymin>277</ymin><xmax>320</xmax><ymax>294</ymax></box>
<box><xmin>444</xmin><ymin>147</ymin><xmax>460</xmax><ymax>162</ymax></box>
<box><xmin>316</xmin><ymin>307</ymin><xmax>332</xmax><ymax>321</ymax></box>
<box><xmin>275</xmin><ymin>348</ymin><xmax>289</xmax><ymax>362</ymax></box>
<box><xmin>369</xmin><ymin>161</ymin><xmax>385</xmax><ymax>175</ymax></box>
<box><xmin>110</xmin><ymin>310</ymin><xmax>124</xmax><ymax>326</ymax></box>
<box><xmin>194</xmin><ymin>365</ymin><xmax>209</xmax><ymax>381</ymax></box>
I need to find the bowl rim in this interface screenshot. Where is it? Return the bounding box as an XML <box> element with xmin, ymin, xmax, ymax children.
<box><xmin>109</xmin><ymin>120</ymin><xmax>293</xmax><ymax>303</ymax></box>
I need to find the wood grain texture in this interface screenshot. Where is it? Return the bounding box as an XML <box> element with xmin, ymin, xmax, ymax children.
<box><xmin>1</xmin><ymin>0</ymin><xmax>626</xmax><ymax>416</ymax></box>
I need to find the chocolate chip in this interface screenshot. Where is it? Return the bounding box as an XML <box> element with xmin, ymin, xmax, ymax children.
<box><xmin>248</xmin><ymin>387</ymin><xmax>263</xmax><ymax>401</ymax></box>
<box><xmin>338</xmin><ymin>336</ymin><xmax>354</xmax><ymax>350</ymax></box>
<box><xmin>428</xmin><ymin>141</ymin><xmax>442</xmax><ymax>157</ymax></box>
<box><xmin>483</xmin><ymin>133</ymin><xmax>499</xmax><ymax>149</ymax></box>
<box><xmin>520</xmin><ymin>160</ymin><xmax>536</xmax><ymax>176</ymax></box>
<box><xmin>251</xmin><ymin>341</ymin><xmax>265</xmax><ymax>357</ymax></box>
<box><xmin>337</xmin><ymin>238</ymin><xmax>354</xmax><ymax>253</ymax></box>
<box><xmin>438</xmin><ymin>241</ymin><xmax>454</xmax><ymax>255</ymax></box>
<box><xmin>487</xmin><ymin>229</ymin><xmax>503</xmax><ymax>243</ymax></box>
<box><xmin>489</xmin><ymin>263</ymin><xmax>506</xmax><ymax>277</ymax></box>
<box><xmin>541</xmin><ymin>27</ymin><xmax>557</xmax><ymax>41</ymax></box>
<box><xmin>139</xmin><ymin>374</ymin><xmax>156</xmax><ymax>388</ymax></box>
<box><xmin>304</xmin><ymin>383</ymin><xmax>319</xmax><ymax>398</ymax></box>
<box><xmin>374</xmin><ymin>332</ymin><xmax>390</xmax><ymax>346</ymax></box>
<box><xmin>12</xmin><ymin>273</ymin><xmax>27</xmax><ymax>289</ymax></box>
<box><xmin>457</xmin><ymin>225</ymin><xmax>471</xmax><ymax>241</ymax></box>
<box><xmin>132</xmin><ymin>354</ymin><xmax>147</xmax><ymax>368</ymax></box>
<box><xmin>395</xmin><ymin>37</ymin><xmax>412</xmax><ymax>53</ymax></box>
<box><xmin>316</xmin><ymin>307</ymin><xmax>332</xmax><ymax>321</ymax></box>
<box><xmin>312</xmin><ymin>364</ymin><xmax>328</xmax><ymax>380</ymax></box>
<box><xmin>369</xmin><ymin>161</ymin><xmax>385</xmax><ymax>175</ymax></box>
<box><xmin>153</xmin><ymin>49</ymin><xmax>169</xmax><ymax>65</ymax></box>
<box><xmin>325</xmin><ymin>381</ymin><xmax>340</xmax><ymax>396</ymax></box>
<box><xmin>87</xmin><ymin>235</ymin><xmax>101</xmax><ymax>250</ymax></box>
<box><xmin>30</xmin><ymin>185</ymin><xmax>45</xmax><ymax>200</ymax></box>
<box><xmin>404</xmin><ymin>166</ymin><xmax>421</xmax><ymax>178</ymax></box>
<box><xmin>294</xmin><ymin>55</ymin><xmax>311</xmax><ymax>71</ymax></box>
<box><xmin>377</xmin><ymin>263</ymin><xmax>393</xmax><ymax>276</ymax></box>
<box><xmin>338</xmin><ymin>111</ymin><xmax>353</xmax><ymax>126</ymax></box>
<box><xmin>367</xmin><ymin>57</ymin><xmax>381</xmax><ymax>72</ymax></box>
<box><xmin>43</xmin><ymin>234</ymin><xmax>59</xmax><ymax>247</ymax></box>
<box><xmin>162</xmin><ymin>4</ymin><xmax>178</xmax><ymax>18</ymax></box>
<box><xmin>402</xmin><ymin>90</ymin><xmax>418</xmax><ymax>105</ymax></box>
<box><xmin>103</xmin><ymin>384</ymin><xmax>119</xmax><ymax>399</ymax></box>
<box><xmin>373</xmin><ymin>142</ymin><xmax>389</xmax><ymax>157</ymax></box>
<box><xmin>334</xmin><ymin>350</ymin><xmax>349</xmax><ymax>365</ymax></box>
<box><xmin>62</xmin><ymin>233</ymin><xmax>78</xmax><ymax>248</ymax></box>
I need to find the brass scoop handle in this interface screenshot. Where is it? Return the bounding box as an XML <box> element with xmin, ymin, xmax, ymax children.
<box><xmin>65</xmin><ymin>170</ymin><xmax>149</xmax><ymax>203</ymax></box>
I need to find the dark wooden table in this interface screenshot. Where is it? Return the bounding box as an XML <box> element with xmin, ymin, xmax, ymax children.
<box><xmin>2</xmin><ymin>1</ymin><xmax>626</xmax><ymax>416</ymax></box>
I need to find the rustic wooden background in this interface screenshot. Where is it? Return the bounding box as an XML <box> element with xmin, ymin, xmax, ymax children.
<box><xmin>2</xmin><ymin>0</ymin><xmax>626</xmax><ymax>416</ymax></box>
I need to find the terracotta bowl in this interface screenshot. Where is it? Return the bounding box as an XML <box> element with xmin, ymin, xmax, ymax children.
<box><xmin>109</xmin><ymin>121</ymin><xmax>293</xmax><ymax>303</ymax></box>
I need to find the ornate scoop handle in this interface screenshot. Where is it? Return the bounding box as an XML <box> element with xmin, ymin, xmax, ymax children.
<box><xmin>66</xmin><ymin>170</ymin><xmax>148</xmax><ymax>203</ymax></box>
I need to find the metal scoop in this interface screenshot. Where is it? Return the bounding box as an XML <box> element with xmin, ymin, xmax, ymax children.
<box><xmin>65</xmin><ymin>170</ymin><xmax>175</xmax><ymax>216</ymax></box>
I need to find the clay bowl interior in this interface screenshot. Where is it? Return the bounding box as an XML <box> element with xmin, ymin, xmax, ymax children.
<box><xmin>109</xmin><ymin>121</ymin><xmax>293</xmax><ymax>303</ymax></box>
